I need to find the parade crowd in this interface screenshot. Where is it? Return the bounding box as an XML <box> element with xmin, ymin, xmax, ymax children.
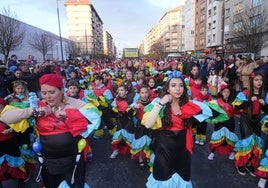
<box><xmin>0</xmin><ymin>54</ymin><xmax>268</xmax><ymax>188</ymax></box>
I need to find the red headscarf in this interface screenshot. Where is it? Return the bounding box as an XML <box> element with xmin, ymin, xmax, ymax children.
<box><xmin>39</xmin><ymin>74</ymin><xmax>64</xmax><ymax>88</ymax></box>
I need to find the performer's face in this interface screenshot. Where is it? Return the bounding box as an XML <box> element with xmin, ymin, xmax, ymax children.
<box><xmin>41</xmin><ymin>85</ymin><xmax>64</xmax><ymax>107</ymax></box>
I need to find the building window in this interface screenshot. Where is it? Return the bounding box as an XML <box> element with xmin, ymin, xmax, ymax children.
<box><xmin>252</xmin><ymin>0</ymin><xmax>262</xmax><ymax>7</ymax></box>
<box><xmin>233</xmin><ymin>21</ymin><xmax>243</xmax><ymax>33</ymax></box>
<box><xmin>213</xmin><ymin>6</ymin><xmax>217</xmax><ymax>15</ymax></box>
<box><xmin>250</xmin><ymin>15</ymin><xmax>261</xmax><ymax>28</ymax></box>
<box><xmin>225</xmin><ymin>8</ymin><xmax>230</xmax><ymax>16</ymax></box>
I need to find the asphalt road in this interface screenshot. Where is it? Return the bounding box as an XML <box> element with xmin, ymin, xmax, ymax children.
<box><xmin>12</xmin><ymin>119</ymin><xmax>264</xmax><ymax>188</ymax></box>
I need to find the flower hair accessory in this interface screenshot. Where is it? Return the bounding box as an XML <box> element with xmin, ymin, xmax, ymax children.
<box><xmin>250</xmin><ymin>72</ymin><xmax>255</xmax><ymax>78</ymax></box>
<box><xmin>167</xmin><ymin>70</ymin><xmax>184</xmax><ymax>82</ymax></box>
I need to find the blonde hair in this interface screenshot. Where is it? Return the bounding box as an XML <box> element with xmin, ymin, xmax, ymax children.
<box><xmin>12</xmin><ymin>80</ymin><xmax>29</xmax><ymax>99</ymax></box>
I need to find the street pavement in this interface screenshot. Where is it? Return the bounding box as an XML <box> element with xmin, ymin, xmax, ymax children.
<box><xmin>20</xmin><ymin>119</ymin><xmax>262</xmax><ymax>188</ymax></box>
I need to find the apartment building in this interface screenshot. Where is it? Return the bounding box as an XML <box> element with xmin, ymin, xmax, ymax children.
<box><xmin>206</xmin><ymin>0</ymin><xmax>224</xmax><ymax>54</ymax></box>
<box><xmin>65</xmin><ymin>0</ymin><xmax>104</xmax><ymax>55</ymax></box>
<box><xmin>142</xmin><ymin>7</ymin><xmax>185</xmax><ymax>55</ymax></box>
<box><xmin>195</xmin><ymin>0</ymin><xmax>207</xmax><ymax>55</ymax></box>
<box><xmin>103</xmin><ymin>29</ymin><xmax>116</xmax><ymax>57</ymax></box>
<box><xmin>184</xmin><ymin>0</ymin><xmax>195</xmax><ymax>53</ymax></box>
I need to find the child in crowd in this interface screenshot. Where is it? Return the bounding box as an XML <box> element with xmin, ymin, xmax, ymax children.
<box><xmin>92</xmin><ymin>75</ymin><xmax>115</xmax><ymax>138</ymax></box>
<box><xmin>131</xmin><ymin>85</ymin><xmax>152</xmax><ymax>166</ymax></box>
<box><xmin>233</xmin><ymin>72</ymin><xmax>268</xmax><ymax>176</ymax></box>
<box><xmin>4</xmin><ymin>80</ymin><xmax>33</xmax><ymax>148</ymax></box>
<box><xmin>2</xmin><ymin>80</ymin><xmax>36</xmax><ymax>183</ymax></box>
<box><xmin>101</xmin><ymin>71</ymin><xmax>115</xmax><ymax>97</ymax></box>
<box><xmin>207</xmin><ymin>69</ymin><xmax>218</xmax><ymax>97</ymax></box>
<box><xmin>4</xmin><ymin>80</ymin><xmax>29</xmax><ymax>104</ymax></box>
<box><xmin>195</xmin><ymin>85</ymin><xmax>212</xmax><ymax>145</ymax></box>
<box><xmin>66</xmin><ymin>79</ymin><xmax>94</xmax><ymax>160</ymax></box>
<box><xmin>189</xmin><ymin>75</ymin><xmax>202</xmax><ymax>100</ymax></box>
<box><xmin>207</xmin><ymin>83</ymin><xmax>240</xmax><ymax>160</ymax></box>
<box><xmin>110</xmin><ymin>81</ymin><xmax>137</xmax><ymax>159</ymax></box>
<box><xmin>147</xmin><ymin>77</ymin><xmax>159</xmax><ymax>101</ymax></box>
<box><xmin>66</xmin><ymin>79</ymin><xmax>85</xmax><ymax>100</ymax></box>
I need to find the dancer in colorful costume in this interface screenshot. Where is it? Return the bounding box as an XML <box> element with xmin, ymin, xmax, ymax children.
<box><xmin>0</xmin><ymin>74</ymin><xmax>101</xmax><ymax>188</ymax></box>
<box><xmin>142</xmin><ymin>70</ymin><xmax>209</xmax><ymax>188</ymax></box>
<box><xmin>131</xmin><ymin>85</ymin><xmax>152</xmax><ymax>166</ymax></box>
<box><xmin>233</xmin><ymin>72</ymin><xmax>268</xmax><ymax>176</ymax></box>
<box><xmin>207</xmin><ymin>83</ymin><xmax>240</xmax><ymax>160</ymax></box>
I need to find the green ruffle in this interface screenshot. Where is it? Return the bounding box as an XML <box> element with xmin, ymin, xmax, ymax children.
<box><xmin>144</xmin><ymin>103</ymin><xmax>164</xmax><ymax>118</ymax></box>
<box><xmin>206</xmin><ymin>101</ymin><xmax>229</xmax><ymax>124</ymax></box>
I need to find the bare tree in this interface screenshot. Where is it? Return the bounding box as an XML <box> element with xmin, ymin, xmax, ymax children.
<box><xmin>0</xmin><ymin>8</ymin><xmax>25</xmax><ymax>64</ymax></box>
<box><xmin>28</xmin><ymin>32</ymin><xmax>55</xmax><ymax>62</ymax></box>
<box><xmin>150</xmin><ymin>40</ymin><xmax>165</xmax><ymax>54</ymax></box>
<box><xmin>229</xmin><ymin>5</ymin><xmax>268</xmax><ymax>55</ymax></box>
<box><xmin>66</xmin><ymin>41</ymin><xmax>80</xmax><ymax>60</ymax></box>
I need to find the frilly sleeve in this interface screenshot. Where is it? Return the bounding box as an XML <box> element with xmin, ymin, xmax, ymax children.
<box><xmin>180</xmin><ymin>101</ymin><xmax>201</xmax><ymax>119</ymax></box>
<box><xmin>103</xmin><ymin>89</ymin><xmax>113</xmax><ymax>103</ymax></box>
<box><xmin>141</xmin><ymin>98</ymin><xmax>164</xmax><ymax>130</ymax></box>
<box><xmin>205</xmin><ymin>100</ymin><xmax>229</xmax><ymax>124</ymax></box>
<box><xmin>78</xmin><ymin>103</ymin><xmax>101</xmax><ymax>138</ymax></box>
<box><xmin>261</xmin><ymin>115</ymin><xmax>268</xmax><ymax>132</ymax></box>
<box><xmin>232</xmin><ymin>91</ymin><xmax>247</xmax><ymax>106</ymax></box>
<box><xmin>85</xmin><ymin>89</ymin><xmax>100</xmax><ymax>107</ymax></box>
<box><xmin>191</xmin><ymin>100</ymin><xmax>212</xmax><ymax>122</ymax></box>
<box><xmin>1</xmin><ymin>103</ymin><xmax>30</xmax><ymax>133</ymax></box>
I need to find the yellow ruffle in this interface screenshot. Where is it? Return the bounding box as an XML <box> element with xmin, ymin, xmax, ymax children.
<box><xmin>141</xmin><ymin>112</ymin><xmax>162</xmax><ymax>130</ymax></box>
<box><xmin>1</xmin><ymin>105</ymin><xmax>29</xmax><ymax>133</ymax></box>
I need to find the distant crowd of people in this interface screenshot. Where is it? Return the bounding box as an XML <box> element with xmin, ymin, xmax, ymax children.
<box><xmin>0</xmin><ymin>54</ymin><xmax>268</xmax><ymax>188</ymax></box>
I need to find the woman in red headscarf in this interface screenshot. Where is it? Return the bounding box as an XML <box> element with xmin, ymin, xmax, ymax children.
<box><xmin>0</xmin><ymin>74</ymin><xmax>101</xmax><ymax>188</ymax></box>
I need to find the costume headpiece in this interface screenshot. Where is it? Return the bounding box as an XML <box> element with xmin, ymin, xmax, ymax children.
<box><xmin>167</xmin><ymin>70</ymin><xmax>184</xmax><ymax>82</ymax></box>
<box><xmin>40</xmin><ymin>74</ymin><xmax>63</xmax><ymax>88</ymax></box>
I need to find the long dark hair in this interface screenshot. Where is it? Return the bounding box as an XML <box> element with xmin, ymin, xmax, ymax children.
<box><xmin>246</xmin><ymin>72</ymin><xmax>265</xmax><ymax>116</ymax></box>
<box><xmin>159</xmin><ymin>77</ymin><xmax>192</xmax><ymax>129</ymax></box>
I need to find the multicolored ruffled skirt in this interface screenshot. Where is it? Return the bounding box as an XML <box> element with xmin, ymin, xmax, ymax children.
<box><xmin>234</xmin><ymin>134</ymin><xmax>263</xmax><ymax>167</ymax></box>
<box><xmin>209</xmin><ymin>127</ymin><xmax>238</xmax><ymax>155</ymax></box>
<box><xmin>255</xmin><ymin>149</ymin><xmax>268</xmax><ymax>178</ymax></box>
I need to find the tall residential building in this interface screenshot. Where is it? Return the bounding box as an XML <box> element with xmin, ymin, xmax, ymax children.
<box><xmin>206</xmin><ymin>0</ymin><xmax>224</xmax><ymax>54</ymax></box>
<box><xmin>184</xmin><ymin>0</ymin><xmax>195</xmax><ymax>53</ymax></box>
<box><xmin>103</xmin><ymin>29</ymin><xmax>115</xmax><ymax>57</ymax></box>
<box><xmin>65</xmin><ymin>0</ymin><xmax>103</xmax><ymax>56</ymax></box>
<box><xmin>195</xmin><ymin>0</ymin><xmax>207</xmax><ymax>55</ymax></box>
<box><xmin>161</xmin><ymin>7</ymin><xmax>184</xmax><ymax>53</ymax></box>
<box><xmin>142</xmin><ymin>7</ymin><xmax>184</xmax><ymax>55</ymax></box>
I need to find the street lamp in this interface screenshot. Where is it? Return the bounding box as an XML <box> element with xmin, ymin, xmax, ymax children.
<box><xmin>85</xmin><ymin>25</ymin><xmax>88</xmax><ymax>56</ymax></box>
<box><xmin>56</xmin><ymin>0</ymin><xmax>64</xmax><ymax>62</ymax></box>
<box><xmin>215</xmin><ymin>0</ymin><xmax>225</xmax><ymax>57</ymax></box>
<box><xmin>180</xmin><ymin>25</ymin><xmax>185</xmax><ymax>52</ymax></box>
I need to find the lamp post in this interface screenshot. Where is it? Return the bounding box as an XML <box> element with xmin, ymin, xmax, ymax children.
<box><xmin>180</xmin><ymin>25</ymin><xmax>185</xmax><ymax>52</ymax></box>
<box><xmin>85</xmin><ymin>25</ymin><xmax>88</xmax><ymax>56</ymax></box>
<box><xmin>56</xmin><ymin>0</ymin><xmax>64</xmax><ymax>62</ymax></box>
<box><xmin>215</xmin><ymin>0</ymin><xmax>225</xmax><ymax>57</ymax></box>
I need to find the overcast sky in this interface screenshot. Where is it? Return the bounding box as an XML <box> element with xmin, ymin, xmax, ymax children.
<box><xmin>0</xmin><ymin>0</ymin><xmax>185</xmax><ymax>52</ymax></box>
